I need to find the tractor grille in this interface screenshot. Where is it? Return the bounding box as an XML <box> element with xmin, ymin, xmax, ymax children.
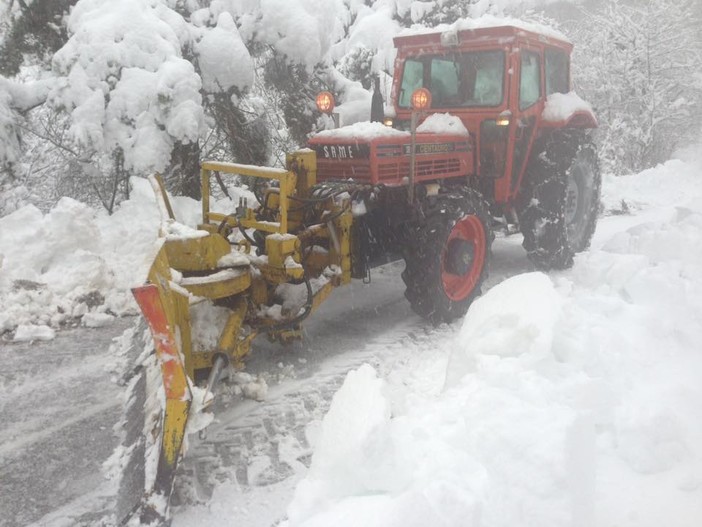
<box><xmin>377</xmin><ymin>157</ymin><xmax>462</xmax><ymax>181</ymax></box>
<box><xmin>317</xmin><ymin>159</ymin><xmax>373</xmax><ymax>182</ymax></box>
<box><xmin>311</xmin><ymin>134</ymin><xmax>472</xmax><ymax>185</ymax></box>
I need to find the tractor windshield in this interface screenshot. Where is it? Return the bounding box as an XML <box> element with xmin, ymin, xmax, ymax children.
<box><xmin>398</xmin><ymin>50</ymin><xmax>505</xmax><ymax>109</ymax></box>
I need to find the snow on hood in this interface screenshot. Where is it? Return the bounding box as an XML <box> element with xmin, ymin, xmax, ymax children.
<box><xmin>416</xmin><ymin>113</ymin><xmax>469</xmax><ymax>136</ymax></box>
<box><xmin>313</xmin><ymin>121</ymin><xmax>410</xmax><ymax>140</ymax></box>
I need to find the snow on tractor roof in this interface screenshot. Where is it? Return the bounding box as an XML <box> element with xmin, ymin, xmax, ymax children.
<box><xmin>396</xmin><ymin>15</ymin><xmax>569</xmax><ymax>46</ymax></box>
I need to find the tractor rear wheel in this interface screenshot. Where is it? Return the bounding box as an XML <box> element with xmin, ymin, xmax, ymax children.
<box><xmin>517</xmin><ymin>131</ymin><xmax>601</xmax><ymax>270</ymax></box>
<box><xmin>402</xmin><ymin>191</ymin><xmax>493</xmax><ymax>324</ymax></box>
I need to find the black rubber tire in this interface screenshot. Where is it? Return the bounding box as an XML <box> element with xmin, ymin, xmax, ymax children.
<box><xmin>517</xmin><ymin>131</ymin><xmax>601</xmax><ymax>270</ymax></box>
<box><xmin>402</xmin><ymin>190</ymin><xmax>493</xmax><ymax>324</ymax></box>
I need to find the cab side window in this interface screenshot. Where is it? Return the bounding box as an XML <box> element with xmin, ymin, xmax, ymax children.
<box><xmin>545</xmin><ymin>48</ymin><xmax>569</xmax><ymax>95</ymax></box>
<box><xmin>519</xmin><ymin>50</ymin><xmax>541</xmax><ymax>110</ymax></box>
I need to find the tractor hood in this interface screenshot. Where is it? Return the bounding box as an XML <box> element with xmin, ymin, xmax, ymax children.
<box><xmin>308</xmin><ymin>121</ymin><xmax>472</xmax><ymax>186</ymax></box>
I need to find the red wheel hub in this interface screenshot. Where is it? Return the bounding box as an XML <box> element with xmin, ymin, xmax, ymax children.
<box><xmin>441</xmin><ymin>215</ymin><xmax>486</xmax><ymax>302</ymax></box>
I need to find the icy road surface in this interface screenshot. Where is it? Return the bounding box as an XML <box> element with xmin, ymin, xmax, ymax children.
<box><xmin>0</xmin><ymin>318</ymin><xmax>134</xmax><ymax>527</ymax></box>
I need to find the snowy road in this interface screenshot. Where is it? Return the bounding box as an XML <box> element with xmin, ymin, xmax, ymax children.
<box><xmin>170</xmin><ymin>237</ymin><xmax>532</xmax><ymax>525</ymax></box>
<box><xmin>0</xmin><ymin>318</ymin><xmax>134</xmax><ymax>527</ymax></box>
<box><xmin>0</xmin><ymin>237</ymin><xmax>530</xmax><ymax>527</ymax></box>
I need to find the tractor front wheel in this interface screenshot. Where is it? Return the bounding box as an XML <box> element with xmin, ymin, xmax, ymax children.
<box><xmin>402</xmin><ymin>191</ymin><xmax>493</xmax><ymax>324</ymax></box>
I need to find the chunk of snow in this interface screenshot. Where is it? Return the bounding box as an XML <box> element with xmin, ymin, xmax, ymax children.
<box><xmin>446</xmin><ymin>272</ymin><xmax>562</xmax><ymax>388</ymax></box>
<box><xmin>242</xmin><ymin>376</ymin><xmax>268</xmax><ymax>402</ymax></box>
<box><xmin>217</xmin><ymin>250</ymin><xmax>251</xmax><ymax>268</ymax></box>
<box><xmin>416</xmin><ymin>113</ymin><xmax>469</xmax><ymax>136</ymax></box>
<box><xmin>542</xmin><ymin>91</ymin><xmax>593</xmax><ymax>123</ymax></box>
<box><xmin>13</xmin><ymin>324</ymin><xmax>56</xmax><ymax>342</ymax></box>
<box><xmin>287</xmin><ymin>364</ymin><xmax>392</xmax><ymax>524</ymax></box>
<box><xmin>81</xmin><ymin>312</ymin><xmax>115</xmax><ymax>328</ymax></box>
<box><xmin>162</xmin><ymin>219</ymin><xmax>209</xmax><ymax>240</ymax></box>
<box><xmin>180</xmin><ymin>268</ymin><xmax>247</xmax><ymax>286</ymax></box>
<box><xmin>189</xmin><ymin>302</ymin><xmax>232</xmax><ymax>352</ymax></box>
<box><xmin>231</xmin><ymin>371</ymin><xmax>269</xmax><ymax>402</ymax></box>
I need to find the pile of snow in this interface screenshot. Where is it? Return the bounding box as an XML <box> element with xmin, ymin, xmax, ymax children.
<box><xmin>282</xmin><ymin>153</ymin><xmax>702</xmax><ymax>526</ymax></box>
<box><xmin>601</xmin><ymin>157</ymin><xmax>702</xmax><ymax>215</ymax></box>
<box><xmin>542</xmin><ymin>91</ymin><xmax>593</xmax><ymax>123</ymax></box>
<box><xmin>416</xmin><ymin>113</ymin><xmax>469</xmax><ymax>136</ymax></box>
<box><xmin>0</xmin><ymin>176</ymin><xmax>255</xmax><ymax>337</ymax></box>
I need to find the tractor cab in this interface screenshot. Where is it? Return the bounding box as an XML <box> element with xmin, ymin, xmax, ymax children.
<box><xmin>389</xmin><ymin>24</ymin><xmax>595</xmax><ymax>204</ymax></box>
<box><xmin>309</xmin><ymin>24</ymin><xmax>597</xmax><ymax>208</ymax></box>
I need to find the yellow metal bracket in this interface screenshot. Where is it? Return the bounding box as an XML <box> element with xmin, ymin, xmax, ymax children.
<box><xmin>201</xmin><ymin>161</ymin><xmax>296</xmax><ymax>234</ymax></box>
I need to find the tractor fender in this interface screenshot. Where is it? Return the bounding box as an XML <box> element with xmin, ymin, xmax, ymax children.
<box><xmin>540</xmin><ymin>109</ymin><xmax>598</xmax><ymax>130</ymax></box>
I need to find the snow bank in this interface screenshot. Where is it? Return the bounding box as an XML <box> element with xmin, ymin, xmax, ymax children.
<box><xmin>283</xmin><ymin>153</ymin><xmax>702</xmax><ymax>526</ymax></box>
<box><xmin>285</xmin><ymin>275</ymin><xmax>595</xmax><ymax>527</ymax></box>
<box><xmin>0</xmin><ymin>197</ymin><xmax>117</xmax><ymax>333</ymax></box>
<box><xmin>601</xmin><ymin>157</ymin><xmax>701</xmax><ymax>214</ymax></box>
<box><xmin>0</xmin><ymin>176</ymin><xmax>257</xmax><ymax>337</ymax></box>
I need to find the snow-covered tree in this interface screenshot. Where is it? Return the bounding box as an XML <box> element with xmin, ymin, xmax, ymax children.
<box><xmin>0</xmin><ymin>0</ymin><xmax>76</xmax><ymax>77</ymax></box>
<box><xmin>0</xmin><ymin>76</ymin><xmax>51</xmax><ymax>170</ymax></box>
<box><xmin>10</xmin><ymin>0</ymin><xmax>688</xmax><ymax>215</ymax></box>
<box><xmin>47</xmin><ymin>0</ymin><xmax>210</xmax><ymax>198</ymax></box>
<box><xmin>0</xmin><ymin>75</ymin><xmax>53</xmax><ymax>214</ymax></box>
<box><xmin>570</xmin><ymin>0</ymin><xmax>702</xmax><ymax>173</ymax></box>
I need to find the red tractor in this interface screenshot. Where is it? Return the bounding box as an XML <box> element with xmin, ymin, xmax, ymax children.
<box><xmin>122</xmin><ymin>24</ymin><xmax>601</xmax><ymax>523</ymax></box>
<box><xmin>308</xmin><ymin>23</ymin><xmax>600</xmax><ymax>322</ymax></box>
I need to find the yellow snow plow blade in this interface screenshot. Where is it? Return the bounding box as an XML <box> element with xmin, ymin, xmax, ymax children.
<box><xmin>119</xmin><ymin>151</ymin><xmax>353</xmax><ymax>524</ymax></box>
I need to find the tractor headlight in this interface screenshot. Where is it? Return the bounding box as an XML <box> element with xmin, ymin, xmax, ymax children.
<box><xmin>383</xmin><ymin>117</ymin><xmax>394</xmax><ymax>127</ymax></box>
<box><xmin>496</xmin><ymin>110</ymin><xmax>512</xmax><ymax>127</ymax></box>
<box><xmin>316</xmin><ymin>91</ymin><xmax>335</xmax><ymax>114</ymax></box>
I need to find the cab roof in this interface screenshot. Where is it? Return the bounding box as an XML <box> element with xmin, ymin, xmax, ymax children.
<box><xmin>393</xmin><ymin>24</ymin><xmax>573</xmax><ymax>54</ymax></box>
